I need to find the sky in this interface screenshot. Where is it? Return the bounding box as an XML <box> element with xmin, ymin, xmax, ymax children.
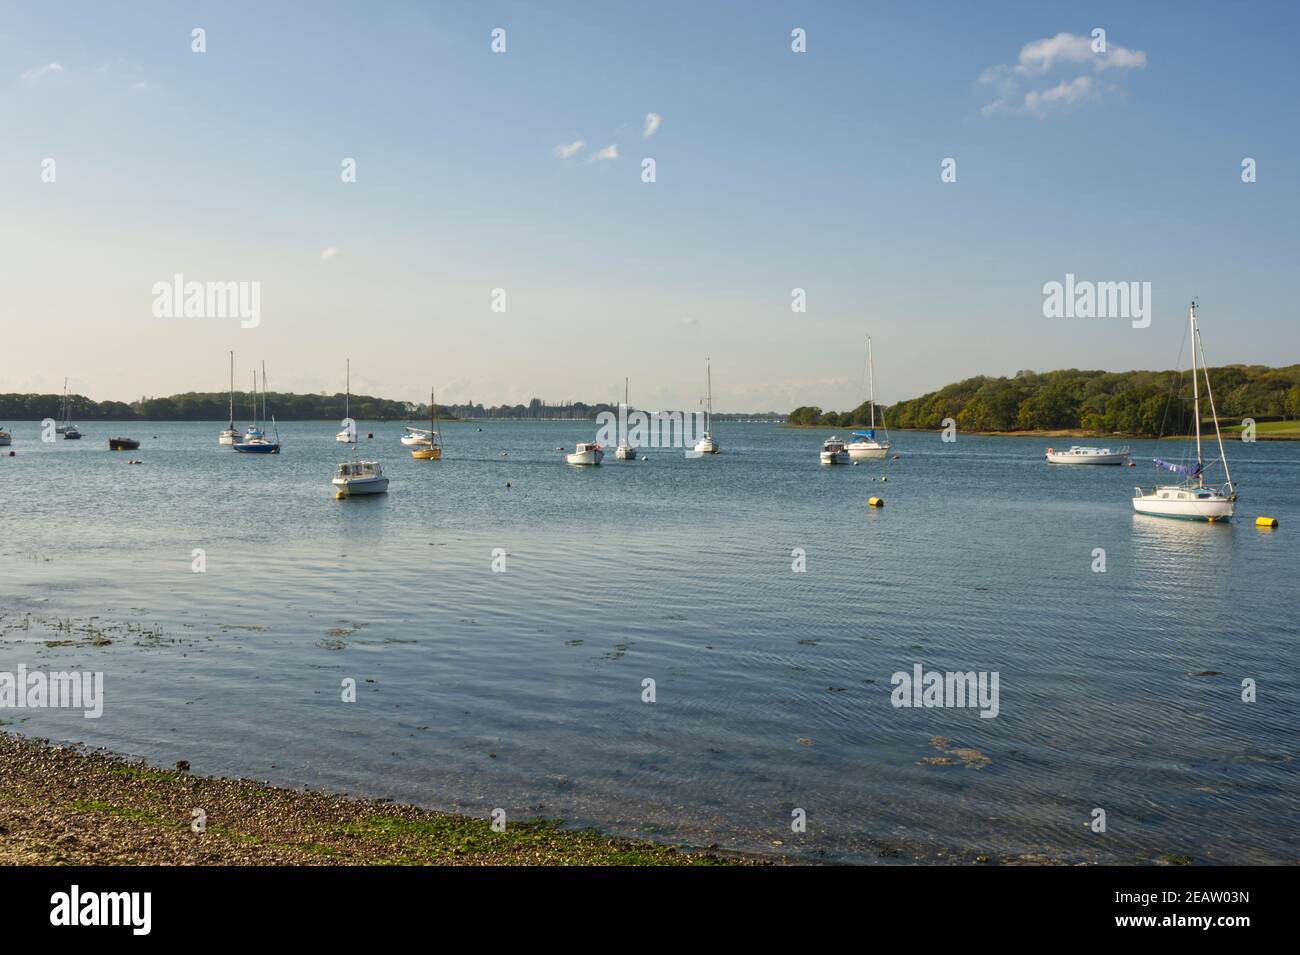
<box><xmin>2</xmin><ymin>1</ymin><xmax>1298</xmax><ymax>412</ymax></box>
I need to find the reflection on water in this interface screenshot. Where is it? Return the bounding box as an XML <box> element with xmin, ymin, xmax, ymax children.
<box><xmin>0</xmin><ymin>421</ymin><xmax>1296</xmax><ymax>863</ymax></box>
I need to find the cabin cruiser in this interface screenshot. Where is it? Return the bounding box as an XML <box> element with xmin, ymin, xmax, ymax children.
<box><xmin>820</xmin><ymin>436</ymin><xmax>849</xmax><ymax>465</ymax></box>
<box><xmin>332</xmin><ymin>459</ymin><xmax>389</xmax><ymax>496</ymax></box>
<box><xmin>1046</xmin><ymin>445</ymin><xmax>1130</xmax><ymax>465</ymax></box>
<box><xmin>566</xmin><ymin>442</ymin><xmax>604</xmax><ymax>465</ymax></box>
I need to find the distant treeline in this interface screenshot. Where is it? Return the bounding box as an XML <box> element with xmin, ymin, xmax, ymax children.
<box><xmin>0</xmin><ymin>391</ymin><xmax>784</xmax><ymax>423</ymax></box>
<box><xmin>795</xmin><ymin>365</ymin><xmax>1300</xmax><ymax>435</ymax></box>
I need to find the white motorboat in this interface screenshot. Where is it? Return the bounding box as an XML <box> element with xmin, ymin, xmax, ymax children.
<box><xmin>332</xmin><ymin>459</ymin><xmax>389</xmax><ymax>496</ymax></box>
<box><xmin>336</xmin><ymin>358</ymin><xmax>355</xmax><ymax>442</ymax></box>
<box><xmin>219</xmin><ymin>351</ymin><xmax>240</xmax><ymax>444</ymax></box>
<box><xmin>845</xmin><ymin>336</ymin><xmax>891</xmax><ymax>460</ymax></box>
<box><xmin>615</xmin><ymin>377</ymin><xmax>636</xmax><ymax>459</ymax></box>
<box><xmin>0</xmin><ymin>428</ymin><xmax>11</xmax><ymax>447</ymax></box>
<box><xmin>1133</xmin><ymin>302</ymin><xmax>1236</xmax><ymax>522</ymax></box>
<box><xmin>401</xmin><ymin>427</ymin><xmax>435</xmax><ymax>447</ymax></box>
<box><xmin>692</xmin><ymin>358</ymin><xmax>720</xmax><ymax>454</ymax></box>
<box><xmin>820</xmin><ymin>436</ymin><xmax>849</xmax><ymax>465</ymax></box>
<box><xmin>566</xmin><ymin>441</ymin><xmax>604</xmax><ymax>465</ymax></box>
<box><xmin>1046</xmin><ymin>445</ymin><xmax>1131</xmax><ymax>465</ymax></box>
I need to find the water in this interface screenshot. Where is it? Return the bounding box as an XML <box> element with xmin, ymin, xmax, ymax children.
<box><xmin>2</xmin><ymin>420</ymin><xmax>1296</xmax><ymax>863</ymax></box>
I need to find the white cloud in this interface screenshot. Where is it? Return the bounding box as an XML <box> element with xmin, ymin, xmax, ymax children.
<box><xmin>20</xmin><ymin>62</ymin><xmax>64</xmax><ymax>84</ymax></box>
<box><xmin>553</xmin><ymin>139</ymin><xmax>585</xmax><ymax>160</ymax></box>
<box><xmin>591</xmin><ymin>144</ymin><xmax>619</xmax><ymax>162</ymax></box>
<box><xmin>643</xmin><ymin>112</ymin><xmax>662</xmax><ymax>139</ymax></box>
<box><xmin>979</xmin><ymin>32</ymin><xmax>1146</xmax><ymax>116</ymax></box>
<box><xmin>320</xmin><ymin>247</ymin><xmax>341</xmax><ymax>261</ymax></box>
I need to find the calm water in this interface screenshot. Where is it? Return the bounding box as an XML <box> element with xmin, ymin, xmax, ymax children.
<box><xmin>2</xmin><ymin>420</ymin><xmax>1296</xmax><ymax>863</ymax></box>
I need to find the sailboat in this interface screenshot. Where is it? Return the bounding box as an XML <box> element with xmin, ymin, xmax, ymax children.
<box><xmin>219</xmin><ymin>351</ymin><xmax>240</xmax><ymax>444</ymax></box>
<box><xmin>336</xmin><ymin>359</ymin><xmax>355</xmax><ymax>443</ymax></box>
<box><xmin>234</xmin><ymin>364</ymin><xmax>281</xmax><ymax>453</ymax></box>
<box><xmin>55</xmin><ymin>379</ymin><xmax>67</xmax><ymax>433</ymax></box>
<box><xmin>845</xmin><ymin>337</ymin><xmax>890</xmax><ymax>460</ymax></box>
<box><xmin>692</xmin><ymin>359</ymin><xmax>719</xmax><ymax>454</ymax></box>
<box><xmin>1132</xmin><ymin>302</ymin><xmax>1235</xmax><ymax>522</ymax></box>
<box><xmin>61</xmin><ymin>380</ymin><xmax>81</xmax><ymax>439</ymax></box>
<box><xmin>410</xmin><ymin>387</ymin><xmax>442</xmax><ymax>460</ymax></box>
<box><xmin>616</xmin><ymin>377</ymin><xmax>635</xmax><ymax>459</ymax></box>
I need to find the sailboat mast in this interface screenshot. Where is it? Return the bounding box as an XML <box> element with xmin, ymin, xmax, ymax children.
<box><xmin>1195</xmin><ymin>311</ymin><xmax>1233</xmax><ymax>490</ymax></box>
<box><xmin>1190</xmin><ymin>302</ymin><xmax>1203</xmax><ymax>476</ymax></box>
<box><xmin>345</xmin><ymin>359</ymin><xmax>350</xmax><ymax>420</ymax></box>
<box><xmin>868</xmin><ymin>336</ymin><xmax>876</xmax><ymax>430</ymax></box>
<box><xmin>705</xmin><ymin>359</ymin><xmax>712</xmax><ymax>432</ymax></box>
<box><xmin>228</xmin><ymin>351</ymin><xmax>235</xmax><ymax>426</ymax></box>
<box><xmin>251</xmin><ymin>371</ymin><xmax>258</xmax><ymax>428</ymax></box>
<box><xmin>261</xmin><ymin>360</ymin><xmax>268</xmax><ymax>424</ymax></box>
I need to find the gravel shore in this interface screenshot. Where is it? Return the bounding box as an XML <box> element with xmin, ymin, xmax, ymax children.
<box><xmin>0</xmin><ymin>733</ymin><xmax>745</xmax><ymax>865</ymax></box>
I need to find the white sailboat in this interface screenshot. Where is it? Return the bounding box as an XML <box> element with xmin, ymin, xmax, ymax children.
<box><xmin>616</xmin><ymin>377</ymin><xmax>636</xmax><ymax>459</ymax></box>
<box><xmin>219</xmin><ymin>351</ymin><xmax>240</xmax><ymax>444</ymax></box>
<box><xmin>61</xmin><ymin>380</ymin><xmax>81</xmax><ymax>439</ymax></box>
<box><xmin>845</xmin><ymin>337</ymin><xmax>890</xmax><ymax>460</ymax></box>
<box><xmin>1132</xmin><ymin>302</ymin><xmax>1236</xmax><ymax>522</ymax></box>
<box><xmin>336</xmin><ymin>359</ymin><xmax>355</xmax><ymax>443</ymax></box>
<box><xmin>692</xmin><ymin>359</ymin><xmax>719</xmax><ymax>454</ymax></box>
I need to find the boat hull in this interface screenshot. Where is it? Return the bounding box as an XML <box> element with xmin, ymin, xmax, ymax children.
<box><xmin>820</xmin><ymin>451</ymin><xmax>850</xmax><ymax>465</ymax></box>
<box><xmin>336</xmin><ymin>432</ymin><xmax>354</xmax><ymax>443</ymax></box>
<box><xmin>566</xmin><ymin>449</ymin><xmax>604</xmax><ymax>465</ymax></box>
<box><xmin>1047</xmin><ymin>452</ymin><xmax>1129</xmax><ymax>465</ymax></box>
<box><xmin>1132</xmin><ymin>491</ymin><xmax>1234</xmax><ymax>521</ymax></box>
<box><xmin>234</xmin><ymin>442</ymin><xmax>280</xmax><ymax>453</ymax></box>
<box><xmin>333</xmin><ymin>476</ymin><xmax>389</xmax><ymax>496</ymax></box>
<box><xmin>411</xmin><ymin>446</ymin><xmax>442</xmax><ymax>460</ymax></box>
<box><xmin>0</xmin><ymin>434</ymin><xmax>11</xmax><ymax>447</ymax></box>
<box><xmin>846</xmin><ymin>444</ymin><xmax>888</xmax><ymax>460</ymax></box>
<box><xmin>108</xmin><ymin>438</ymin><xmax>140</xmax><ymax>451</ymax></box>
<box><xmin>218</xmin><ymin>430</ymin><xmax>238</xmax><ymax>445</ymax></box>
<box><xmin>615</xmin><ymin>445</ymin><xmax>636</xmax><ymax>460</ymax></box>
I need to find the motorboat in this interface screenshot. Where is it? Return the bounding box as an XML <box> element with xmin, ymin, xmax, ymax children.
<box><xmin>332</xmin><ymin>459</ymin><xmax>389</xmax><ymax>496</ymax></box>
<box><xmin>820</xmin><ymin>436</ymin><xmax>849</xmax><ymax>465</ymax></box>
<box><xmin>108</xmin><ymin>437</ymin><xmax>140</xmax><ymax>451</ymax></box>
<box><xmin>1046</xmin><ymin>445</ymin><xmax>1131</xmax><ymax>465</ymax></box>
<box><xmin>566</xmin><ymin>442</ymin><xmax>604</xmax><ymax>465</ymax></box>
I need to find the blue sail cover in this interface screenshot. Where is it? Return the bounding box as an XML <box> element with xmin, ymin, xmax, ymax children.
<box><xmin>852</xmin><ymin>430</ymin><xmax>876</xmax><ymax>439</ymax></box>
<box><xmin>1153</xmin><ymin>458</ymin><xmax>1203</xmax><ymax>476</ymax></box>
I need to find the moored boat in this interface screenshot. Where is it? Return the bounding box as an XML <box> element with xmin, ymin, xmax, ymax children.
<box><xmin>820</xmin><ymin>436</ymin><xmax>849</xmax><ymax>465</ymax></box>
<box><xmin>566</xmin><ymin>441</ymin><xmax>604</xmax><ymax>465</ymax></box>
<box><xmin>0</xmin><ymin>428</ymin><xmax>11</xmax><ymax>447</ymax></box>
<box><xmin>332</xmin><ymin>459</ymin><xmax>389</xmax><ymax>496</ymax></box>
<box><xmin>692</xmin><ymin>359</ymin><xmax>720</xmax><ymax>454</ymax></box>
<box><xmin>219</xmin><ymin>351</ymin><xmax>240</xmax><ymax>444</ymax></box>
<box><xmin>845</xmin><ymin>336</ymin><xmax>892</xmax><ymax>460</ymax></box>
<box><xmin>1046</xmin><ymin>445</ymin><xmax>1131</xmax><ymax>465</ymax></box>
<box><xmin>615</xmin><ymin>377</ymin><xmax>636</xmax><ymax>459</ymax></box>
<box><xmin>108</xmin><ymin>437</ymin><xmax>140</xmax><ymax>451</ymax></box>
<box><xmin>410</xmin><ymin>387</ymin><xmax>443</xmax><ymax>460</ymax></box>
<box><xmin>1133</xmin><ymin>302</ymin><xmax>1236</xmax><ymax>522</ymax></box>
<box><xmin>336</xmin><ymin>359</ymin><xmax>355</xmax><ymax>443</ymax></box>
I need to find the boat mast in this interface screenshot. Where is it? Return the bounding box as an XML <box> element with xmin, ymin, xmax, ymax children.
<box><xmin>1194</xmin><ymin>305</ymin><xmax>1233</xmax><ymax>490</ymax></box>
<box><xmin>705</xmin><ymin>359</ymin><xmax>712</xmax><ymax>433</ymax></box>
<box><xmin>868</xmin><ymin>336</ymin><xmax>877</xmax><ymax>431</ymax></box>
<box><xmin>228</xmin><ymin>351</ymin><xmax>235</xmax><ymax>428</ymax></box>
<box><xmin>1190</xmin><ymin>302</ymin><xmax>1203</xmax><ymax>483</ymax></box>
<box><xmin>251</xmin><ymin>371</ymin><xmax>258</xmax><ymax>429</ymax></box>
<box><xmin>345</xmin><ymin>359</ymin><xmax>350</xmax><ymax>421</ymax></box>
<box><xmin>261</xmin><ymin>360</ymin><xmax>268</xmax><ymax>424</ymax></box>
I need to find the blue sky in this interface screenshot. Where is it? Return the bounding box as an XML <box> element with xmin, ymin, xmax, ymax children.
<box><xmin>2</xmin><ymin>1</ymin><xmax>1297</xmax><ymax>411</ymax></box>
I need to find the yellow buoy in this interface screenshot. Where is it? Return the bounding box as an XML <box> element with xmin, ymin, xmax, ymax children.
<box><xmin>1255</xmin><ymin>516</ymin><xmax>1279</xmax><ymax>528</ymax></box>
<box><xmin>868</xmin><ymin>497</ymin><xmax>884</xmax><ymax>508</ymax></box>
